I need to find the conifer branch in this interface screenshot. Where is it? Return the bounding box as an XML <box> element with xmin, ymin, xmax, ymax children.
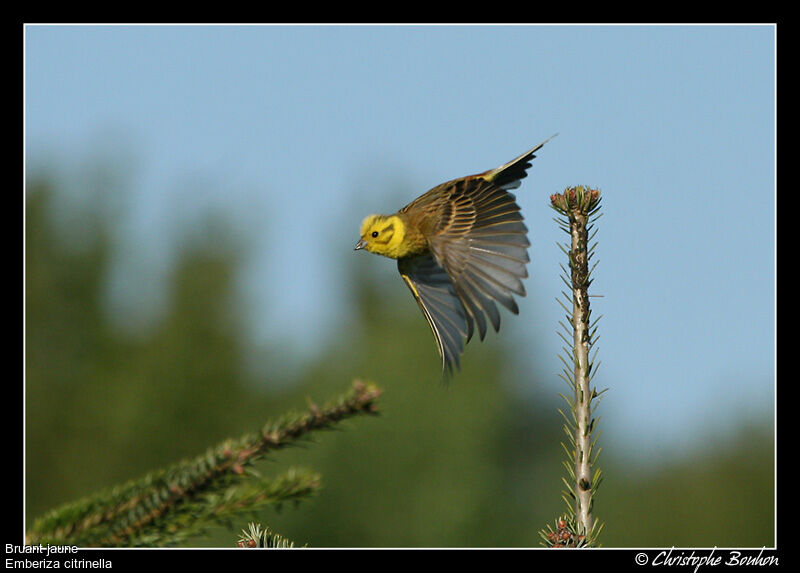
<box><xmin>237</xmin><ymin>522</ymin><xmax>302</xmax><ymax>548</ymax></box>
<box><xmin>541</xmin><ymin>187</ymin><xmax>604</xmax><ymax>547</ymax></box>
<box><xmin>26</xmin><ymin>380</ymin><xmax>381</xmax><ymax>547</ymax></box>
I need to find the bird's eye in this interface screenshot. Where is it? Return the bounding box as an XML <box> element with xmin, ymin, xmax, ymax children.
<box><xmin>371</xmin><ymin>231</ymin><xmax>379</xmax><ymax>238</ymax></box>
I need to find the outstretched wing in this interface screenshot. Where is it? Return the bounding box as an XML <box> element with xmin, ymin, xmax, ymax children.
<box><xmin>428</xmin><ymin>177</ymin><xmax>530</xmax><ymax>342</ymax></box>
<box><xmin>398</xmin><ymin>253</ymin><xmax>470</xmax><ymax>377</ymax></box>
<box><xmin>397</xmin><ymin>136</ymin><xmax>554</xmax><ymax>374</ymax></box>
<box><xmin>419</xmin><ymin>138</ymin><xmax>555</xmax><ymax>341</ymax></box>
<box><xmin>476</xmin><ymin>135</ymin><xmax>556</xmax><ymax>190</ymax></box>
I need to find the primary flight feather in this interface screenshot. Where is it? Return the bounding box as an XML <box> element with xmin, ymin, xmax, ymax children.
<box><xmin>354</xmin><ymin>136</ymin><xmax>555</xmax><ymax>376</ymax></box>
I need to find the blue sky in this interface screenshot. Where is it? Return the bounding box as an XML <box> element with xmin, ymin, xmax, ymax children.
<box><xmin>24</xmin><ymin>24</ymin><xmax>775</xmax><ymax>462</ymax></box>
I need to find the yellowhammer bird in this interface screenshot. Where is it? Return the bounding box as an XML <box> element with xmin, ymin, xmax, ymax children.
<box><xmin>355</xmin><ymin>136</ymin><xmax>555</xmax><ymax>376</ymax></box>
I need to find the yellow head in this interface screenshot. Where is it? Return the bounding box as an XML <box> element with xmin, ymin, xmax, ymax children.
<box><xmin>355</xmin><ymin>214</ymin><xmax>408</xmax><ymax>259</ymax></box>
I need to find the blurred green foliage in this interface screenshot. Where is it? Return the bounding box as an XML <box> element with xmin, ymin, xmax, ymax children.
<box><xmin>25</xmin><ymin>170</ymin><xmax>774</xmax><ymax>548</ymax></box>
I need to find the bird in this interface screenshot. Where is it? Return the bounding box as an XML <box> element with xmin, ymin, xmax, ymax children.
<box><xmin>354</xmin><ymin>135</ymin><xmax>555</xmax><ymax>377</ymax></box>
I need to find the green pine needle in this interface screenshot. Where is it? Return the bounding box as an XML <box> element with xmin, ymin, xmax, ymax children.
<box><xmin>26</xmin><ymin>380</ymin><xmax>381</xmax><ymax>547</ymax></box>
<box><xmin>541</xmin><ymin>187</ymin><xmax>606</xmax><ymax>548</ymax></box>
<box><xmin>237</xmin><ymin>522</ymin><xmax>302</xmax><ymax>548</ymax></box>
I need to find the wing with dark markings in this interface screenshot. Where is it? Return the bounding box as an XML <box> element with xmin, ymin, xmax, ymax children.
<box><xmin>398</xmin><ymin>253</ymin><xmax>469</xmax><ymax>377</ymax></box>
<box><xmin>396</xmin><ymin>136</ymin><xmax>554</xmax><ymax>375</ymax></box>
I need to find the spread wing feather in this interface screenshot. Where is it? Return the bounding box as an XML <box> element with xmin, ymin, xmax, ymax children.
<box><xmin>479</xmin><ymin>134</ymin><xmax>556</xmax><ymax>190</ymax></box>
<box><xmin>398</xmin><ymin>253</ymin><xmax>470</xmax><ymax>377</ymax></box>
<box><xmin>428</xmin><ymin>177</ymin><xmax>531</xmax><ymax>342</ymax></box>
<box><xmin>395</xmin><ymin>136</ymin><xmax>553</xmax><ymax>375</ymax></box>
